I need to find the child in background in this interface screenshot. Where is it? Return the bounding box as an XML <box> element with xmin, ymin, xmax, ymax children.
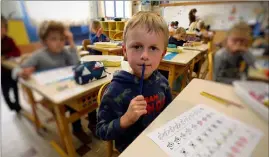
<box><xmin>89</xmin><ymin>20</ymin><xmax>109</xmax><ymax>55</ymax></box>
<box><xmin>1</xmin><ymin>15</ymin><xmax>22</xmax><ymax>113</ymax></box>
<box><xmin>168</xmin><ymin>27</ymin><xmax>189</xmax><ymax>47</ymax></box>
<box><xmin>196</xmin><ymin>21</ymin><xmax>214</xmax><ymax>43</ymax></box>
<box><xmin>169</xmin><ymin>21</ymin><xmax>176</xmax><ymax>35</ymax></box>
<box><xmin>214</xmin><ymin>22</ymin><xmax>256</xmax><ymax>84</ymax></box>
<box><xmin>96</xmin><ymin>11</ymin><xmax>172</xmax><ymax>152</ymax></box>
<box><xmin>189</xmin><ymin>8</ymin><xmax>197</xmax><ymax>26</ymax></box>
<box><xmin>14</xmin><ymin>20</ymin><xmax>94</xmax><ymax>144</ymax></box>
<box><xmin>174</xmin><ymin>21</ymin><xmax>179</xmax><ymax>29</ymax></box>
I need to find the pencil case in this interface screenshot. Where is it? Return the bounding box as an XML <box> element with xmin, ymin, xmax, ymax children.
<box><xmin>73</xmin><ymin>61</ymin><xmax>107</xmax><ymax>85</ymax></box>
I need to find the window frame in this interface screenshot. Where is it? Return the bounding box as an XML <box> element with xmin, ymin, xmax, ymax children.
<box><xmin>104</xmin><ymin>0</ymin><xmax>128</xmax><ymax>18</ymax></box>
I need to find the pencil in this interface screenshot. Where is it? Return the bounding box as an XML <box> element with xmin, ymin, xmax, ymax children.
<box><xmin>201</xmin><ymin>91</ymin><xmax>244</xmax><ymax>109</ymax></box>
<box><xmin>140</xmin><ymin>64</ymin><xmax>145</xmax><ymax>95</ymax></box>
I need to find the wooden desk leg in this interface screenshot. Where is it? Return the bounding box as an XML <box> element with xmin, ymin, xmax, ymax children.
<box><xmin>23</xmin><ymin>85</ymin><xmax>42</xmax><ymax>132</ymax></box>
<box><xmin>103</xmin><ymin>50</ymin><xmax>109</xmax><ymax>55</ymax></box>
<box><xmin>180</xmin><ymin>66</ymin><xmax>189</xmax><ymax>91</ymax></box>
<box><xmin>54</xmin><ymin>105</ymin><xmax>76</xmax><ymax>157</ymax></box>
<box><xmin>196</xmin><ymin>57</ymin><xmax>205</xmax><ymax>78</ymax></box>
<box><xmin>189</xmin><ymin>60</ymin><xmax>195</xmax><ymax>80</ymax></box>
<box><xmin>168</xmin><ymin>65</ymin><xmax>176</xmax><ymax>90</ymax></box>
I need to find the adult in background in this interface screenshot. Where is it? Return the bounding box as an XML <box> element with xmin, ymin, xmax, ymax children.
<box><xmin>189</xmin><ymin>8</ymin><xmax>197</xmax><ymax>26</ymax></box>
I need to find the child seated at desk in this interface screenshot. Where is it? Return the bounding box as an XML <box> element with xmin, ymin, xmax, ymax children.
<box><xmin>214</xmin><ymin>22</ymin><xmax>255</xmax><ymax>84</ymax></box>
<box><xmin>96</xmin><ymin>11</ymin><xmax>172</xmax><ymax>152</ymax></box>
<box><xmin>13</xmin><ymin>20</ymin><xmax>95</xmax><ymax>144</ymax></box>
<box><xmin>168</xmin><ymin>27</ymin><xmax>191</xmax><ymax>47</ymax></box>
<box><xmin>89</xmin><ymin>20</ymin><xmax>109</xmax><ymax>55</ymax></box>
<box><xmin>1</xmin><ymin>15</ymin><xmax>22</xmax><ymax>114</ymax></box>
<box><xmin>196</xmin><ymin>21</ymin><xmax>214</xmax><ymax>43</ymax></box>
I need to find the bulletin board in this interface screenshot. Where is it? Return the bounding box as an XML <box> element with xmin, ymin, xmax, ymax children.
<box><xmin>162</xmin><ymin>2</ymin><xmax>268</xmax><ymax>30</ymax></box>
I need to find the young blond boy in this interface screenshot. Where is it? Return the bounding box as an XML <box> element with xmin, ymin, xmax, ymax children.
<box><xmin>96</xmin><ymin>11</ymin><xmax>172</xmax><ymax>152</ymax></box>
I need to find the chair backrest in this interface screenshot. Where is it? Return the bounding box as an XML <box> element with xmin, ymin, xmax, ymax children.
<box><xmin>207</xmin><ymin>41</ymin><xmax>214</xmax><ymax>80</ymax></box>
<box><xmin>97</xmin><ymin>82</ymin><xmax>111</xmax><ymax>106</ymax></box>
<box><xmin>97</xmin><ymin>81</ymin><xmax>120</xmax><ymax>157</ymax></box>
<box><xmin>113</xmin><ymin>32</ymin><xmax>123</xmax><ymax>41</ymax></box>
<box><xmin>82</xmin><ymin>39</ymin><xmax>91</xmax><ymax>51</ymax></box>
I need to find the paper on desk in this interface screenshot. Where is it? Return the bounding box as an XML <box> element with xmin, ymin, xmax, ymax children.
<box><xmin>148</xmin><ymin>104</ymin><xmax>263</xmax><ymax>157</ymax></box>
<box><xmin>32</xmin><ymin>66</ymin><xmax>74</xmax><ymax>85</ymax></box>
<box><xmin>233</xmin><ymin>81</ymin><xmax>269</xmax><ymax>121</ymax></box>
<box><xmin>164</xmin><ymin>52</ymin><xmax>177</xmax><ymax>60</ymax></box>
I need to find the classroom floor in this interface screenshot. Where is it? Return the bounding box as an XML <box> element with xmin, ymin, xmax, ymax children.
<box><xmin>1</xmin><ymin>87</ymin><xmax>117</xmax><ymax>157</ymax></box>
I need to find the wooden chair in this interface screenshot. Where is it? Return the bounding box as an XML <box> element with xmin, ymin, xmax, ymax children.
<box><xmin>113</xmin><ymin>32</ymin><xmax>123</xmax><ymax>41</ymax></box>
<box><xmin>97</xmin><ymin>82</ymin><xmax>120</xmax><ymax>157</ymax></box>
<box><xmin>82</xmin><ymin>39</ymin><xmax>91</xmax><ymax>51</ymax></box>
<box><xmin>199</xmin><ymin>40</ymin><xmax>214</xmax><ymax>80</ymax></box>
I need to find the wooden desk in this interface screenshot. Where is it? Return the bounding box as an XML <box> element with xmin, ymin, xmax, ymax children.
<box><xmin>20</xmin><ymin>66</ymin><xmax>123</xmax><ymax>157</ymax></box>
<box><xmin>120</xmin><ymin>79</ymin><xmax>268</xmax><ymax>157</ymax></box>
<box><xmin>1</xmin><ymin>57</ymin><xmax>21</xmax><ymax>70</ymax></box>
<box><xmin>87</xmin><ymin>45</ymin><xmax>123</xmax><ymax>55</ymax></box>
<box><xmin>1</xmin><ymin>54</ymin><xmax>30</xmax><ymax>70</ymax></box>
<box><xmin>179</xmin><ymin>44</ymin><xmax>208</xmax><ymax>52</ymax></box>
<box><xmin>160</xmin><ymin>49</ymin><xmax>206</xmax><ymax>94</ymax></box>
<box><xmin>248</xmin><ymin>67</ymin><xmax>269</xmax><ymax>82</ymax></box>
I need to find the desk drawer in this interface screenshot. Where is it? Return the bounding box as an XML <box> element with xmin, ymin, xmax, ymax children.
<box><xmin>67</xmin><ymin>89</ymin><xmax>99</xmax><ymax>111</ymax></box>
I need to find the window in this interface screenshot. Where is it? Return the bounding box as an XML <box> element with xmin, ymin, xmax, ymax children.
<box><xmin>25</xmin><ymin>1</ymin><xmax>90</xmax><ymax>25</ymax></box>
<box><xmin>104</xmin><ymin>1</ymin><xmax>131</xmax><ymax>18</ymax></box>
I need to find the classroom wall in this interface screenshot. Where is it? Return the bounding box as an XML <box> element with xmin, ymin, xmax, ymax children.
<box><xmin>1</xmin><ymin>1</ymin><xmax>23</xmax><ymax>19</ymax></box>
<box><xmin>162</xmin><ymin>2</ymin><xmax>268</xmax><ymax>30</ymax></box>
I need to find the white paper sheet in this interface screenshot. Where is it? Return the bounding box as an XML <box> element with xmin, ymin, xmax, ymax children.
<box><xmin>32</xmin><ymin>66</ymin><xmax>74</xmax><ymax>85</ymax></box>
<box><xmin>148</xmin><ymin>104</ymin><xmax>263</xmax><ymax>157</ymax></box>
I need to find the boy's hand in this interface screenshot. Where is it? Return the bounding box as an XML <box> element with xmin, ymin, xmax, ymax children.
<box><xmin>64</xmin><ymin>30</ymin><xmax>75</xmax><ymax>49</ymax></box>
<box><xmin>20</xmin><ymin>67</ymin><xmax>35</xmax><ymax>79</ymax></box>
<box><xmin>64</xmin><ymin>30</ymin><xmax>73</xmax><ymax>42</ymax></box>
<box><xmin>96</xmin><ymin>28</ymin><xmax>103</xmax><ymax>37</ymax></box>
<box><xmin>120</xmin><ymin>95</ymin><xmax>147</xmax><ymax>129</ymax></box>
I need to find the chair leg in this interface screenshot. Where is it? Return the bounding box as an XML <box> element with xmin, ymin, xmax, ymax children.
<box><xmin>106</xmin><ymin>141</ymin><xmax>113</xmax><ymax>157</ymax></box>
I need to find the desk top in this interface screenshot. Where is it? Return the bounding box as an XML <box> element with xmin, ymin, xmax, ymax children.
<box><xmin>87</xmin><ymin>45</ymin><xmax>122</xmax><ymax>52</ymax></box>
<box><xmin>248</xmin><ymin>67</ymin><xmax>269</xmax><ymax>82</ymax></box>
<box><xmin>120</xmin><ymin>79</ymin><xmax>268</xmax><ymax>157</ymax></box>
<box><xmin>162</xmin><ymin>49</ymin><xmax>203</xmax><ymax>65</ymax></box>
<box><xmin>19</xmin><ymin>67</ymin><xmax>121</xmax><ymax>105</ymax></box>
<box><xmin>179</xmin><ymin>44</ymin><xmax>208</xmax><ymax>52</ymax></box>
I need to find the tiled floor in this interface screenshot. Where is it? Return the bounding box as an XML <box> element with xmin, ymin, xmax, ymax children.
<box><xmin>1</xmin><ymin>87</ymin><xmax>114</xmax><ymax>157</ymax></box>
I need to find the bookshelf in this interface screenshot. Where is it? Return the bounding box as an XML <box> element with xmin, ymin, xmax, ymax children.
<box><xmin>100</xmin><ymin>21</ymin><xmax>126</xmax><ymax>40</ymax></box>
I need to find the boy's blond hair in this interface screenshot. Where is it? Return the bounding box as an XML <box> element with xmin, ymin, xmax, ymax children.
<box><xmin>38</xmin><ymin>20</ymin><xmax>65</xmax><ymax>41</ymax></box>
<box><xmin>123</xmin><ymin>11</ymin><xmax>169</xmax><ymax>47</ymax></box>
<box><xmin>91</xmin><ymin>20</ymin><xmax>101</xmax><ymax>31</ymax></box>
<box><xmin>175</xmin><ymin>27</ymin><xmax>186</xmax><ymax>35</ymax></box>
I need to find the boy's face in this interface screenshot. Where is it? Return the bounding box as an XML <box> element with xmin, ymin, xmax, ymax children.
<box><xmin>44</xmin><ymin>31</ymin><xmax>65</xmax><ymax>53</ymax></box>
<box><xmin>1</xmin><ymin>23</ymin><xmax>7</xmax><ymax>39</ymax></box>
<box><xmin>175</xmin><ymin>32</ymin><xmax>186</xmax><ymax>40</ymax></box>
<box><xmin>227</xmin><ymin>34</ymin><xmax>249</xmax><ymax>54</ymax></box>
<box><xmin>123</xmin><ymin>26</ymin><xmax>166</xmax><ymax>79</ymax></box>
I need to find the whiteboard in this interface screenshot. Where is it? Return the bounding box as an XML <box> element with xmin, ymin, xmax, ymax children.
<box><xmin>162</xmin><ymin>2</ymin><xmax>268</xmax><ymax>30</ymax></box>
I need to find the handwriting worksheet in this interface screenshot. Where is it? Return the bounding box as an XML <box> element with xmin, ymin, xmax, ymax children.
<box><xmin>148</xmin><ymin>105</ymin><xmax>263</xmax><ymax>157</ymax></box>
